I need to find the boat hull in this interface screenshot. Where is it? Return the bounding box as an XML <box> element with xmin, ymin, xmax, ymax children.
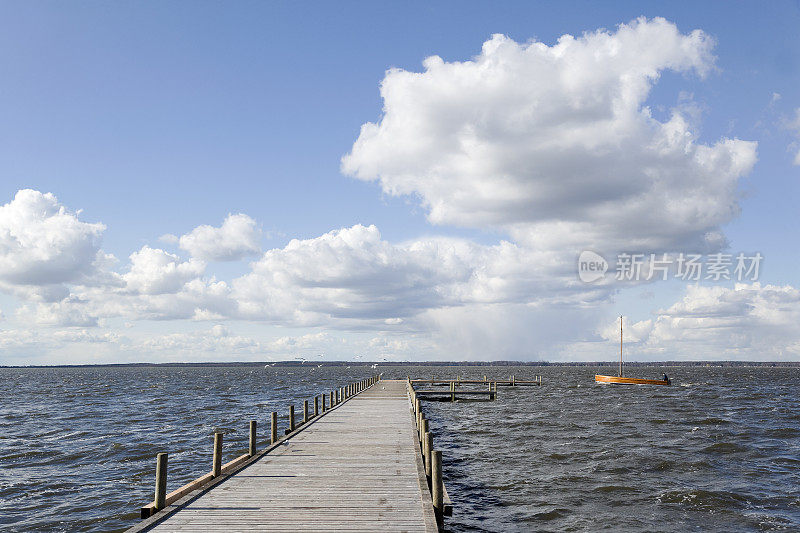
<box><xmin>595</xmin><ymin>375</ymin><xmax>670</xmax><ymax>386</ymax></box>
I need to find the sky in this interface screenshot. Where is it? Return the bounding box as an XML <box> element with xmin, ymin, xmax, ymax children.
<box><xmin>1</xmin><ymin>1</ymin><xmax>799</xmax><ymax>364</ymax></box>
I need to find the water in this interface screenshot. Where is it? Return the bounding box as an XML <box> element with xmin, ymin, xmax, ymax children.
<box><xmin>1</xmin><ymin>365</ymin><xmax>798</xmax><ymax>532</ymax></box>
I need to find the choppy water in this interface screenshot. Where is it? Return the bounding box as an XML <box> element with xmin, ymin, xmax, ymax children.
<box><xmin>1</xmin><ymin>365</ymin><xmax>798</xmax><ymax>532</ymax></box>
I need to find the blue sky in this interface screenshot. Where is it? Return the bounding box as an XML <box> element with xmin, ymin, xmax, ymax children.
<box><xmin>1</xmin><ymin>1</ymin><xmax>799</xmax><ymax>363</ymax></box>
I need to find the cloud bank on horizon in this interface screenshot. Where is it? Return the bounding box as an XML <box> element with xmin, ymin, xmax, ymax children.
<box><xmin>1</xmin><ymin>18</ymin><xmax>797</xmax><ymax>363</ymax></box>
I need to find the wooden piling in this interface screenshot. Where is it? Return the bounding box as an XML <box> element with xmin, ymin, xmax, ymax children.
<box><xmin>431</xmin><ymin>450</ymin><xmax>443</xmax><ymax>527</ymax></box>
<box><xmin>303</xmin><ymin>400</ymin><xmax>309</xmax><ymax>423</ymax></box>
<box><xmin>270</xmin><ymin>411</ymin><xmax>278</xmax><ymax>444</ymax></box>
<box><xmin>289</xmin><ymin>405</ymin><xmax>295</xmax><ymax>432</ymax></box>
<box><xmin>212</xmin><ymin>432</ymin><xmax>223</xmax><ymax>477</ymax></box>
<box><xmin>248</xmin><ymin>420</ymin><xmax>257</xmax><ymax>456</ymax></box>
<box><xmin>154</xmin><ymin>452</ymin><xmax>168</xmax><ymax>511</ymax></box>
<box><xmin>321</xmin><ymin>394</ymin><xmax>326</xmax><ymax>413</ymax></box>
<box><xmin>423</xmin><ymin>432</ymin><xmax>432</xmax><ymax>482</ymax></box>
<box><xmin>314</xmin><ymin>395</ymin><xmax>319</xmax><ymax>417</ymax></box>
<box><xmin>420</xmin><ymin>419</ymin><xmax>428</xmax><ymax>447</ymax></box>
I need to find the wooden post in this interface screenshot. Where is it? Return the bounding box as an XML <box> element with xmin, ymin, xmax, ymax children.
<box><xmin>432</xmin><ymin>450</ymin><xmax>443</xmax><ymax>527</ymax></box>
<box><xmin>420</xmin><ymin>419</ymin><xmax>428</xmax><ymax>447</ymax></box>
<box><xmin>330</xmin><ymin>390</ymin><xmax>335</xmax><ymax>407</ymax></box>
<box><xmin>289</xmin><ymin>405</ymin><xmax>295</xmax><ymax>432</ymax></box>
<box><xmin>303</xmin><ymin>400</ymin><xmax>309</xmax><ymax>423</ymax></box>
<box><xmin>154</xmin><ymin>452</ymin><xmax>168</xmax><ymax>511</ymax></box>
<box><xmin>415</xmin><ymin>398</ymin><xmax>421</xmax><ymax>417</ymax></box>
<box><xmin>249</xmin><ymin>420</ymin><xmax>257</xmax><ymax>456</ymax></box>
<box><xmin>423</xmin><ymin>432</ymin><xmax>432</xmax><ymax>484</ymax></box>
<box><xmin>321</xmin><ymin>394</ymin><xmax>326</xmax><ymax>413</ymax></box>
<box><xmin>484</xmin><ymin>374</ymin><xmax>487</xmax><ymax>382</ymax></box>
<box><xmin>314</xmin><ymin>395</ymin><xmax>319</xmax><ymax>417</ymax></box>
<box><xmin>212</xmin><ymin>432</ymin><xmax>223</xmax><ymax>477</ymax></box>
<box><xmin>271</xmin><ymin>411</ymin><xmax>278</xmax><ymax>444</ymax></box>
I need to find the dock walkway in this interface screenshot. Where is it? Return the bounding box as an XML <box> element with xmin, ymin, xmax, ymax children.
<box><xmin>132</xmin><ymin>380</ymin><xmax>438</xmax><ymax>532</ymax></box>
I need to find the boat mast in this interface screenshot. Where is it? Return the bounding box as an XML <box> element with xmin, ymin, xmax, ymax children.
<box><xmin>619</xmin><ymin>315</ymin><xmax>623</xmax><ymax>377</ymax></box>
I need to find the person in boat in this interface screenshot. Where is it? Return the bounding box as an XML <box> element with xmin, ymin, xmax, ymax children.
<box><xmin>662</xmin><ymin>373</ymin><xmax>670</xmax><ymax>384</ymax></box>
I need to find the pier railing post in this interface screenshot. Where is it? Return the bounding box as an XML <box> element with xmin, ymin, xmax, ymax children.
<box><xmin>249</xmin><ymin>420</ymin><xmax>257</xmax><ymax>456</ymax></box>
<box><xmin>322</xmin><ymin>394</ymin><xmax>326</xmax><ymax>413</ymax></box>
<box><xmin>432</xmin><ymin>450</ymin><xmax>443</xmax><ymax>527</ymax></box>
<box><xmin>271</xmin><ymin>411</ymin><xmax>278</xmax><ymax>444</ymax></box>
<box><xmin>212</xmin><ymin>432</ymin><xmax>223</xmax><ymax>477</ymax></box>
<box><xmin>420</xmin><ymin>419</ymin><xmax>428</xmax><ymax>447</ymax></box>
<box><xmin>314</xmin><ymin>396</ymin><xmax>319</xmax><ymax>417</ymax></box>
<box><xmin>154</xmin><ymin>452</ymin><xmax>168</xmax><ymax>511</ymax></box>
<box><xmin>423</xmin><ymin>432</ymin><xmax>432</xmax><ymax>485</ymax></box>
<box><xmin>303</xmin><ymin>400</ymin><xmax>309</xmax><ymax>423</ymax></box>
<box><xmin>289</xmin><ymin>405</ymin><xmax>295</xmax><ymax>432</ymax></box>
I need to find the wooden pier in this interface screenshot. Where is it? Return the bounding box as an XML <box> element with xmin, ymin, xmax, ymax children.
<box><xmin>129</xmin><ymin>378</ymin><xmax>444</xmax><ymax>532</ymax></box>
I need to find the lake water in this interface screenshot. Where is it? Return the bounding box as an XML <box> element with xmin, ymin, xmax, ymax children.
<box><xmin>1</xmin><ymin>365</ymin><xmax>798</xmax><ymax>531</ymax></box>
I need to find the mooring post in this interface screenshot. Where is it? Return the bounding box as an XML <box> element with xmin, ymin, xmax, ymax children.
<box><xmin>289</xmin><ymin>405</ymin><xmax>295</xmax><ymax>432</ymax></box>
<box><xmin>303</xmin><ymin>400</ymin><xmax>309</xmax><ymax>423</ymax></box>
<box><xmin>512</xmin><ymin>374</ymin><xmax>516</xmax><ymax>386</ymax></box>
<box><xmin>432</xmin><ymin>450</ymin><xmax>443</xmax><ymax>527</ymax></box>
<box><xmin>314</xmin><ymin>396</ymin><xmax>319</xmax><ymax>417</ymax></box>
<box><xmin>249</xmin><ymin>420</ymin><xmax>257</xmax><ymax>456</ymax></box>
<box><xmin>322</xmin><ymin>394</ymin><xmax>326</xmax><ymax>413</ymax></box>
<box><xmin>330</xmin><ymin>390</ymin><xmax>335</xmax><ymax>407</ymax></box>
<box><xmin>154</xmin><ymin>452</ymin><xmax>168</xmax><ymax>511</ymax></box>
<box><xmin>420</xmin><ymin>419</ymin><xmax>428</xmax><ymax>447</ymax></box>
<box><xmin>271</xmin><ymin>411</ymin><xmax>278</xmax><ymax>444</ymax></box>
<box><xmin>423</xmin><ymin>432</ymin><xmax>432</xmax><ymax>484</ymax></box>
<box><xmin>212</xmin><ymin>432</ymin><xmax>223</xmax><ymax>477</ymax></box>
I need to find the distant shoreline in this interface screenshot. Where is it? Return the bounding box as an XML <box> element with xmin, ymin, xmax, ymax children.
<box><xmin>2</xmin><ymin>360</ymin><xmax>799</xmax><ymax>368</ymax></box>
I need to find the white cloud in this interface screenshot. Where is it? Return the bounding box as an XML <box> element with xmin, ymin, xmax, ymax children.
<box><xmin>159</xmin><ymin>233</ymin><xmax>179</xmax><ymax>245</ymax></box>
<box><xmin>231</xmin><ymin>224</ymin><xmax>586</xmax><ymax>326</ymax></box>
<box><xmin>0</xmin><ymin>189</ymin><xmax>106</xmax><ymax>288</ymax></box>
<box><xmin>123</xmin><ymin>246</ymin><xmax>205</xmax><ymax>295</ymax></box>
<box><xmin>179</xmin><ymin>213</ymin><xmax>262</xmax><ymax>261</ymax></box>
<box><xmin>610</xmin><ymin>283</ymin><xmax>800</xmax><ymax>359</ymax></box>
<box><xmin>343</xmin><ymin>17</ymin><xmax>756</xmax><ymax>254</ymax></box>
<box><xmin>17</xmin><ymin>297</ymin><xmax>99</xmax><ymax>327</ymax></box>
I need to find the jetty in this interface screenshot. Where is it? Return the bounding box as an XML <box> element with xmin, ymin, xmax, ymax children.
<box><xmin>129</xmin><ymin>377</ymin><xmax>448</xmax><ymax>532</ymax></box>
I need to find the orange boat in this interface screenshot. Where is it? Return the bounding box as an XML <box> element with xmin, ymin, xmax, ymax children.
<box><xmin>595</xmin><ymin>316</ymin><xmax>671</xmax><ymax>386</ymax></box>
<box><xmin>595</xmin><ymin>374</ymin><xmax>670</xmax><ymax>385</ymax></box>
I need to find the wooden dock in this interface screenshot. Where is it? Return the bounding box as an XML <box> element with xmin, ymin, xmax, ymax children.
<box><xmin>129</xmin><ymin>379</ymin><xmax>440</xmax><ymax>532</ymax></box>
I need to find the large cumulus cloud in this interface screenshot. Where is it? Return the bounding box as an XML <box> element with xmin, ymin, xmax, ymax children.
<box><xmin>342</xmin><ymin>18</ymin><xmax>756</xmax><ymax>253</ymax></box>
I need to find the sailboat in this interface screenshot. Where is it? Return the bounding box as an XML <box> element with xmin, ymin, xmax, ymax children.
<box><xmin>595</xmin><ymin>316</ymin><xmax>670</xmax><ymax>386</ymax></box>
